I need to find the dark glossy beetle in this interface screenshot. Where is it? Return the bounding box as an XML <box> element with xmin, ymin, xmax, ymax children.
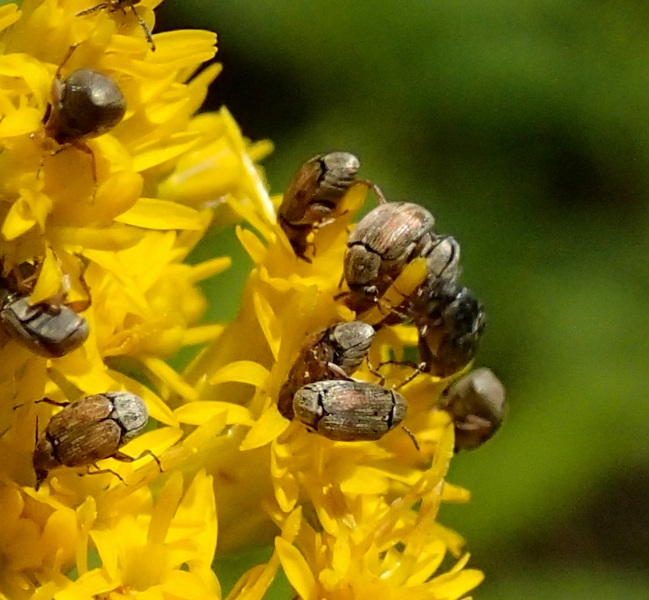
<box><xmin>442</xmin><ymin>368</ymin><xmax>506</xmax><ymax>451</ymax></box>
<box><xmin>77</xmin><ymin>1</ymin><xmax>156</xmax><ymax>51</ymax></box>
<box><xmin>33</xmin><ymin>392</ymin><xmax>151</xmax><ymax>489</ymax></box>
<box><xmin>44</xmin><ymin>65</ymin><xmax>126</xmax><ymax>146</ymax></box>
<box><xmin>418</xmin><ymin>284</ymin><xmax>486</xmax><ymax>378</ymax></box>
<box><xmin>279</xmin><ymin>152</ymin><xmax>362</xmax><ymax>261</ymax></box>
<box><xmin>277</xmin><ymin>321</ymin><xmax>376</xmax><ymax>419</ymax></box>
<box><xmin>293</xmin><ymin>379</ymin><xmax>407</xmax><ymax>442</ymax></box>
<box><xmin>344</xmin><ymin>201</ymin><xmax>437</xmax><ymax>314</ymax></box>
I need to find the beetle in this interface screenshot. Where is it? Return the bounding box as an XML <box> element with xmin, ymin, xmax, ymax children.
<box><xmin>375</xmin><ymin>234</ymin><xmax>463</xmax><ymax>329</ymax></box>
<box><xmin>279</xmin><ymin>152</ymin><xmax>366</xmax><ymax>261</ymax></box>
<box><xmin>76</xmin><ymin>1</ymin><xmax>156</xmax><ymax>51</ymax></box>
<box><xmin>0</xmin><ymin>294</ymin><xmax>89</xmax><ymax>358</ymax></box>
<box><xmin>277</xmin><ymin>321</ymin><xmax>376</xmax><ymax>419</ymax></box>
<box><xmin>441</xmin><ymin>368</ymin><xmax>506</xmax><ymax>451</ymax></box>
<box><xmin>343</xmin><ymin>201</ymin><xmax>437</xmax><ymax>314</ymax></box>
<box><xmin>293</xmin><ymin>379</ymin><xmax>407</xmax><ymax>442</ymax></box>
<box><xmin>417</xmin><ymin>284</ymin><xmax>486</xmax><ymax>378</ymax></box>
<box><xmin>44</xmin><ymin>64</ymin><xmax>126</xmax><ymax>146</ymax></box>
<box><xmin>0</xmin><ymin>262</ymin><xmax>89</xmax><ymax>358</ymax></box>
<box><xmin>409</xmin><ymin>235</ymin><xmax>462</xmax><ymax>320</ymax></box>
<box><xmin>39</xmin><ymin>45</ymin><xmax>126</xmax><ymax>186</ymax></box>
<box><xmin>32</xmin><ymin>392</ymin><xmax>153</xmax><ymax>489</ymax></box>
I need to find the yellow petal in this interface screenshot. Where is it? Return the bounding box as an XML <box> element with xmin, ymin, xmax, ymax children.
<box><xmin>2</xmin><ymin>197</ymin><xmax>36</xmax><ymax>240</ymax></box>
<box><xmin>115</xmin><ymin>197</ymin><xmax>207</xmax><ymax>231</ymax></box>
<box><xmin>49</xmin><ymin>225</ymin><xmax>144</xmax><ymax>251</ymax></box>
<box><xmin>141</xmin><ymin>356</ymin><xmax>198</xmax><ymax>401</ymax></box>
<box><xmin>252</xmin><ymin>291</ymin><xmax>280</xmax><ymax>360</ymax></box>
<box><xmin>30</xmin><ymin>245</ymin><xmax>62</xmax><ymax>304</ymax></box>
<box><xmin>236</xmin><ymin>226</ymin><xmax>267</xmax><ymax>265</ymax></box>
<box><xmin>174</xmin><ymin>401</ymin><xmax>254</xmax><ymax>427</ymax></box>
<box><xmin>188</xmin><ymin>257</ymin><xmax>231</xmax><ymax>282</ymax></box>
<box><xmin>209</xmin><ymin>360</ymin><xmax>270</xmax><ymax>388</ymax></box>
<box><xmin>0</xmin><ymin>4</ymin><xmax>21</xmax><ymax>33</ymax></box>
<box><xmin>240</xmin><ymin>403</ymin><xmax>289</xmax><ymax>451</ymax></box>
<box><xmin>132</xmin><ymin>131</ymin><xmax>201</xmax><ymax>172</ymax></box>
<box><xmin>149</xmin><ymin>30</ymin><xmax>218</xmax><ymax>70</ymax></box>
<box><xmin>275</xmin><ymin>537</ymin><xmax>316</xmax><ymax>600</ymax></box>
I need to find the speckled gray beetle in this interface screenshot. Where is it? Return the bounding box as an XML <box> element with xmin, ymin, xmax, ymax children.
<box><xmin>277</xmin><ymin>321</ymin><xmax>376</xmax><ymax>420</ymax></box>
<box><xmin>0</xmin><ymin>294</ymin><xmax>89</xmax><ymax>358</ymax></box>
<box><xmin>77</xmin><ymin>1</ymin><xmax>155</xmax><ymax>51</ymax></box>
<box><xmin>279</xmin><ymin>152</ymin><xmax>374</xmax><ymax>261</ymax></box>
<box><xmin>387</xmin><ymin>234</ymin><xmax>463</xmax><ymax>328</ymax></box>
<box><xmin>416</xmin><ymin>236</ymin><xmax>462</xmax><ymax>314</ymax></box>
<box><xmin>292</xmin><ymin>379</ymin><xmax>407</xmax><ymax>442</ymax></box>
<box><xmin>418</xmin><ymin>284</ymin><xmax>486</xmax><ymax>378</ymax></box>
<box><xmin>0</xmin><ymin>260</ymin><xmax>90</xmax><ymax>357</ymax></box>
<box><xmin>441</xmin><ymin>368</ymin><xmax>506</xmax><ymax>451</ymax></box>
<box><xmin>33</xmin><ymin>391</ymin><xmax>153</xmax><ymax>489</ymax></box>
<box><xmin>343</xmin><ymin>201</ymin><xmax>437</xmax><ymax>314</ymax></box>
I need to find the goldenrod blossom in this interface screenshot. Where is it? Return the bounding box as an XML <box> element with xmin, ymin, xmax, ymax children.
<box><xmin>0</xmin><ymin>1</ymin><xmax>487</xmax><ymax>599</ymax></box>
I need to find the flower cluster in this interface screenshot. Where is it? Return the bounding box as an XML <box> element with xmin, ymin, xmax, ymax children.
<box><xmin>0</xmin><ymin>1</ymin><xmax>493</xmax><ymax>599</ymax></box>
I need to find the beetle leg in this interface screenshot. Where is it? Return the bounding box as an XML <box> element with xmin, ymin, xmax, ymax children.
<box><xmin>327</xmin><ymin>362</ymin><xmax>353</xmax><ymax>381</ymax></box>
<box><xmin>113</xmin><ymin>449</ymin><xmax>163</xmax><ymax>472</ymax></box>
<box><xmin>34</xmin><ymin>462</ymin><xmax>49</xmax><ymax>491</ymax></box>
<box><xmin>71</xmin><ymin>142</ymin><xmax>98</xmax><ymax>200</ymax></box>
<box><xmin>394</xmin><ymin>362</ymin><xmax>426</xmax><ymax>390</ymax></box>
<box><xmin>76</xmin><ymin>3</ymin><xmax>110</xmax><ymax>17</ymax></box>
<box><xmin>128</xmin><ymin>4</ymin><xmax>156</xmax><ymax>51</ymax></box>
<box><xmin>401</xmin><ymin>426</ymin><xmax>420</xmax><ymax>451</ymax></box>
<box><xmin>84</xmin><ymin>464</ymin><xmax>126</xmax><ymax>484</ymax></box>
<box><xmin>34</xmin><ymin>397</ymin><xmax>71</xmax><ymax>408</ymax></box>
<box><xmin>359</xmin><ymin>180</ymin><xmax>387</xmax><ymax>204</ymax></box>
<box><xmin>54</xmin><ymin>44</ymin><xmax>81</xmax><ymax>80</ymax></box>
<box><xmin>311</xmin><ymin>212</ymin><xmax>347</xmax><ymax>231</ymax></box>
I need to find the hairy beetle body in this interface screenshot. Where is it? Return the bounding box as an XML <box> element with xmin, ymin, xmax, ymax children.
<box><xmin>293</xmin><ymin>379</ymin><xmax>407</xmax><ymax>442</ymax></box>
<box><xmin>33</xmin><ymin>392</ymin><xmax>149</xmax><ymax>488</ymax></box>
<box><xmin>279</xmin><ymin>152</ymin><xmax>360</xmax><ymax>261</ymax></box>
<box><xmin>0</xmin><ymin>295</ymin><xmax>89</xmax><ymax>358</ymax></box>
<box><xmin>344</xmin><ymin>201</ymin><xmax>436</xmax><ymax>313</ymax></box>
<box><xmin>278</xmin><ymin>321</ymin><xmax>375</xmax><ymax>419</ymax></box>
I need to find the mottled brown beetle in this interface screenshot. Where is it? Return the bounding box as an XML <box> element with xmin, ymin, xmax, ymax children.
<box><xmin>343</xmin><ymin>201</ymin><xmax>437</xmax><ymax>314</ymax></box>
<box><xmin>277</xmin><ymin>321</ymin><xmax>376</xmax><ymax>420</ymax></box>
<box><xmin>77</xmin><ymin>1</ymin><xmax>156</xmax><ymax>51</ymax></box>
<box><xmin>293</xmin><ymin>379</ymin><xmax>407</xmax><ymax>442</ymax></box>
<box><xmin>441</xmin><ymin>368</ymin><xmax>506</xmax><ymax>451</ymax></box>
<box><xmin>279</xmin><ymin>152</ymin><xmax>374</xmax><ymax>262</ymax></box>
<box><xmin>418</xmin><ymin>284</ymin><xmax>486</xmax><ymax>378</ymax></box>
<box><xmin>33</xmin><ymin>391</ymin><xmax>153</xmax><ymax>489</ymax></box>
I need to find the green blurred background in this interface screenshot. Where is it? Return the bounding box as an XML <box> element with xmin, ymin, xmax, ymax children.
<box><xmin>157</xmin><ymin>1</ymin><xmax>649</xmax><ymax>598</ymax></box>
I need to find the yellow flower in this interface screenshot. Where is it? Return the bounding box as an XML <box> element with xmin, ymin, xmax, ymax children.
<box><xmin>180</xmin><ymin>179</ymin><xmax>485</xmax><ymax>596</ymax></box>
<box><xmin>68</xmin><ymin>470</ymin><xmax>220</xmax><ymax>599</ymax></box>
<box><xmin>0</xmin><ymin>1</ymin><xmax>488</xmax><ymax>599</ymax></box>
<box><xmin>0</xmin><ymin>0</ymin><xmax>266</xmax><ymax>597</ymax></box>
